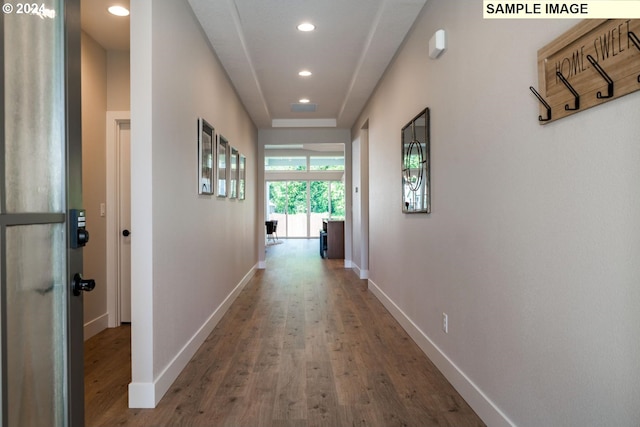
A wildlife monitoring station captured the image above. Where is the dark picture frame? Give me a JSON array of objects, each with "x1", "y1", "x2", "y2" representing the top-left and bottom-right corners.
[
  {"x1": 198, "y1": 118, "x2": 214, "y2": 195},
  {"x1": 401, "y1": 108, "x2": 430, "y2": 213}
]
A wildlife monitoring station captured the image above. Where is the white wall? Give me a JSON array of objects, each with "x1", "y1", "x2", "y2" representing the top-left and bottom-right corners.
[
  {"x1": 129, "y1": 0, "x2": 258, "y2": 407},
  {"x1": 81, "y1": 31, "x2": 108, "y2": 338},
  {"x1": 351, "y1": 124, "x2": 369, "y2": 279},
  {"x1": 107, "y1": 50, "x2": 130, "y2": 111},
  {"x1": 352, "y1": 2, "x2": 640, "y2": 426}
]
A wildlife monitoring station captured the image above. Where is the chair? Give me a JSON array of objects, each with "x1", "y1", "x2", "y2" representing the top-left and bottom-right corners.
[{"x1": 265, "y1": 220, "x2": 278, "y2": 242}]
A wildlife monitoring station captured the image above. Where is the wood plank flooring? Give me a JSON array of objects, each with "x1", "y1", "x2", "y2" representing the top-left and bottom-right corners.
[{"x1": 85, "y1": 239, "x2": 485, "y2": 427}]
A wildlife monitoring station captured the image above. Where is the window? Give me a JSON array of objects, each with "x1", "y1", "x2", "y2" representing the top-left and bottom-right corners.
[
  {"x1": 265, "y1": 156, "x2": 306, "y2": 171},
  {"x1": 310, "y1": 156, "x2": 344, "y2": 171}
]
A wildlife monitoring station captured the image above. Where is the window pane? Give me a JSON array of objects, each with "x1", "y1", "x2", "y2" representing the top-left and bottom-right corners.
[
  {"x1": 310, "y1": 156, "x2": 344, "y2": 171},
  {"x1": 287, "y1": 181, "x2": 307, "y2": 237},
  {"x1": 310, "y1": 181, "x2": 329, "y2": 234},
  {"x1": 330, "y1": 181, "x2": 346, "y2": 219},
  {"x1": 265, "y1": 156, "x2": 306, "y2": 171},
  {"x1": 267, "y1": 181, "x2": 288, "y2": 237}
]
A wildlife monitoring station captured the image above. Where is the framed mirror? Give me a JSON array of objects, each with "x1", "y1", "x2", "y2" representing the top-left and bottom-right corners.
[
  {"x1": 238, "y1": 154, "x2": 246, "y2": 200},
  {"x1": 217, "y1": 135, "x2": 229, "y2": 197},
  {"x1": 197, "y1": 118, "x2": 214, "y2": 195},
  {"x1": 402, "y1": 108, "x2": 430, "y2": 213},
  {"x1": 230, "y1": 147, "x2": 238, "y2": 199}
]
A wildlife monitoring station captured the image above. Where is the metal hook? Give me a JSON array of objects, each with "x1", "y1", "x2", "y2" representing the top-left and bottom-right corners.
[
  {"x1": 556, "y1": 71, "x2": 580, "y2": 111},
  {"x1": 529, "y1": 86, "x2": 551, "y2": 122},
  {"x1": 586, "y1": 55, "x2": 613, "y2": 99},
  {"x1": 629, "y1": 31, "x2": 640, "y2": 83}
]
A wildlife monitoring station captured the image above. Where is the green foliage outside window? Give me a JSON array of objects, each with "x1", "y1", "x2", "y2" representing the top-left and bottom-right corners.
[{"x1": 268, "y1": 180, "x2": 345, "y2": 218}]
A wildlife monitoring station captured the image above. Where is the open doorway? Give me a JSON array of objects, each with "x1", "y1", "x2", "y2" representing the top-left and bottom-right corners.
[
  {"x1": 80, "y1": 2, "x2": 132, "y2": 419},
  {"x1": 264, "y1": 144, "x2": 345, "y2": 242}
]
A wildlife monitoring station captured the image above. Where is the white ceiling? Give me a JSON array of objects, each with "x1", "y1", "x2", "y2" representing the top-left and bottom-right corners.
[{"x1": 81, "y1": 0, "x2": 427, "y2": 130}]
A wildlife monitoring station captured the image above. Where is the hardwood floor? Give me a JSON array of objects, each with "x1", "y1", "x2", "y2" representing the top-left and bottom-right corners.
[{"x1": 85, "y1": 239, "x2": 485, "y2": 426}]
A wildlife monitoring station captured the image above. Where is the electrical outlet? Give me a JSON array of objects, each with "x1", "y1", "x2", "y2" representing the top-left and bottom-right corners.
[{"x1": 442, "y1": 313, "x2": 448, "y2": 334}]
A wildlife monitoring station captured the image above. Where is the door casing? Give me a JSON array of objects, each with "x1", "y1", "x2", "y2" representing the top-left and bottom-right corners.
[{"x1": 106, "y1": 112, "x2": 131, "y2": 327}]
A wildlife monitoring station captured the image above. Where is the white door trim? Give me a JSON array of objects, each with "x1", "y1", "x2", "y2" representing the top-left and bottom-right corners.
[{"x1": 106, "y1": 111, "x2": 131, "y2": 327}]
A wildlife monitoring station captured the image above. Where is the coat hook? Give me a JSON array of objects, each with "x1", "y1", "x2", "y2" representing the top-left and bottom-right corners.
[
  {"x1": 630, "y1": 31, "x2": 640, "y2": 83},
  {"x1": 556, "y1": 71, "x2": 580, "y2": 111},
  {"x1": 586, "y1": 54, "x2": 613, "y2": 99},
  {"x1": 529, "y1": 86, "x2": 551, "y2": 122}
]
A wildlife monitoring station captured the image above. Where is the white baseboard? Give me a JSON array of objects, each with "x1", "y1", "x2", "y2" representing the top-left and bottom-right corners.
[
  {"x1": 367, "y1": 279, "x2": 515, "y2": 427},
  {"x1": 128, "y1": 264, "x2": 258, "y2": 408},
  {"x1": 351, "y1": 264, "x2": 369, "y2": 280},
  {"x1": 84, "y1": 313, "x2": 109, "y2": 341}
]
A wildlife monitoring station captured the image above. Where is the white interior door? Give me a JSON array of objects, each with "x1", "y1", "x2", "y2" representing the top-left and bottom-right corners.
[{"x1": 119, "y1": 122, "x2": 132, "y2": 322}]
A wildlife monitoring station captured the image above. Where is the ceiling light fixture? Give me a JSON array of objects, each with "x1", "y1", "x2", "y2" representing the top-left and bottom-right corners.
[
  {"x1": 297, "y1": 22, "x2": 315, "y2": 32},
  {"x1": 108, "y1": 5, "x2": 130, "y2": 16},
  {"x1": 298, "y1": 70, "x2": 312, "y2": 77},
  {"x1": 299, "y1": 98, "x2": 310, "y2": 104}
]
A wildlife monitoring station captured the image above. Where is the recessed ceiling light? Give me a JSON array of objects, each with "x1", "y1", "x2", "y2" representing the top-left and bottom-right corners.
[
  {"x1": 297, "y1": 22, "x2": 315, "y2": 32},
  {"x1": 299, "y1": 98, "x2": 310, "y2": 104},
  {"x1": 108, "y1": 5, "x2": 130, "y2": 16},
  {"x1": 298, "y1": 70, "x2": 312, "y2": 77}
]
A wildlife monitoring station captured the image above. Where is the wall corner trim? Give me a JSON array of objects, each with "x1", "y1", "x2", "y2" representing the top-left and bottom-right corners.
[
  {"x1": 128, "y1": 264, "x2": 259, "y2": 408},
  {"x1": 367, "y1": 279, "x2": 516, "y2": 427}
]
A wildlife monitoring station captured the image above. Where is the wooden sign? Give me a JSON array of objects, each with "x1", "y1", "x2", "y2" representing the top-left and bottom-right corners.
[{"x1": 536, "y1": 19, "x2": 640, "y2": 124}]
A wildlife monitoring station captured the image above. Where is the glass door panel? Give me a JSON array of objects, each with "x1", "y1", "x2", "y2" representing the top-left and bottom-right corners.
[
  {"x1": 4, "y1": 1, "x2": 65, "y2": 214},
  {"x1": 267, "y1": 181, "x2": 288, "y2": 237},
  {"x1": 286, "y1": 181, "x2": 307, "y2": 237},
  {"x1": 310, "y1": 181, "x2": 329, "y2": 236},
  {"x1": 6, "y1": 224, "x2": 67, "y2": 426}
]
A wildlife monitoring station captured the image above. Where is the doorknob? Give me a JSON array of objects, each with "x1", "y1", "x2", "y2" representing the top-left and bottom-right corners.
[
  {"x1": 122, "y1": 229, "x2": 130, "y2": 237},
  {"x1": 72, "y1": 273, "x2": 96, "y2": 296}
]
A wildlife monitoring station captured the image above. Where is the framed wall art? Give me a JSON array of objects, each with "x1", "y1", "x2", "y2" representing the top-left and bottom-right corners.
[
  {"x1": 238, "y1": 154, "x2": 246, "y2": 200},
  {"x1": 198, "y1": 118, "x2": 214, "y2": 195},
  {"x1": 401, "y1": 108, "x2": 430, "y2": 213},
  {"x1": 217, "y1": 135, "x2": 229, "y2": 197},
  {"x1": 230, "y1": 147, "x2": 238, "y2": 199}
]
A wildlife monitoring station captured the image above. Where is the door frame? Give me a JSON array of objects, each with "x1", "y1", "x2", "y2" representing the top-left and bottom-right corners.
[{"x1": 106, "y1": 111, "x2": 131, "y2": 327}]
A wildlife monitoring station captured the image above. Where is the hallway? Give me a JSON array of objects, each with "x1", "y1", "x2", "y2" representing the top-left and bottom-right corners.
[{"x1": 85, "y1": 240, "x2": 484, "y2": 426}]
